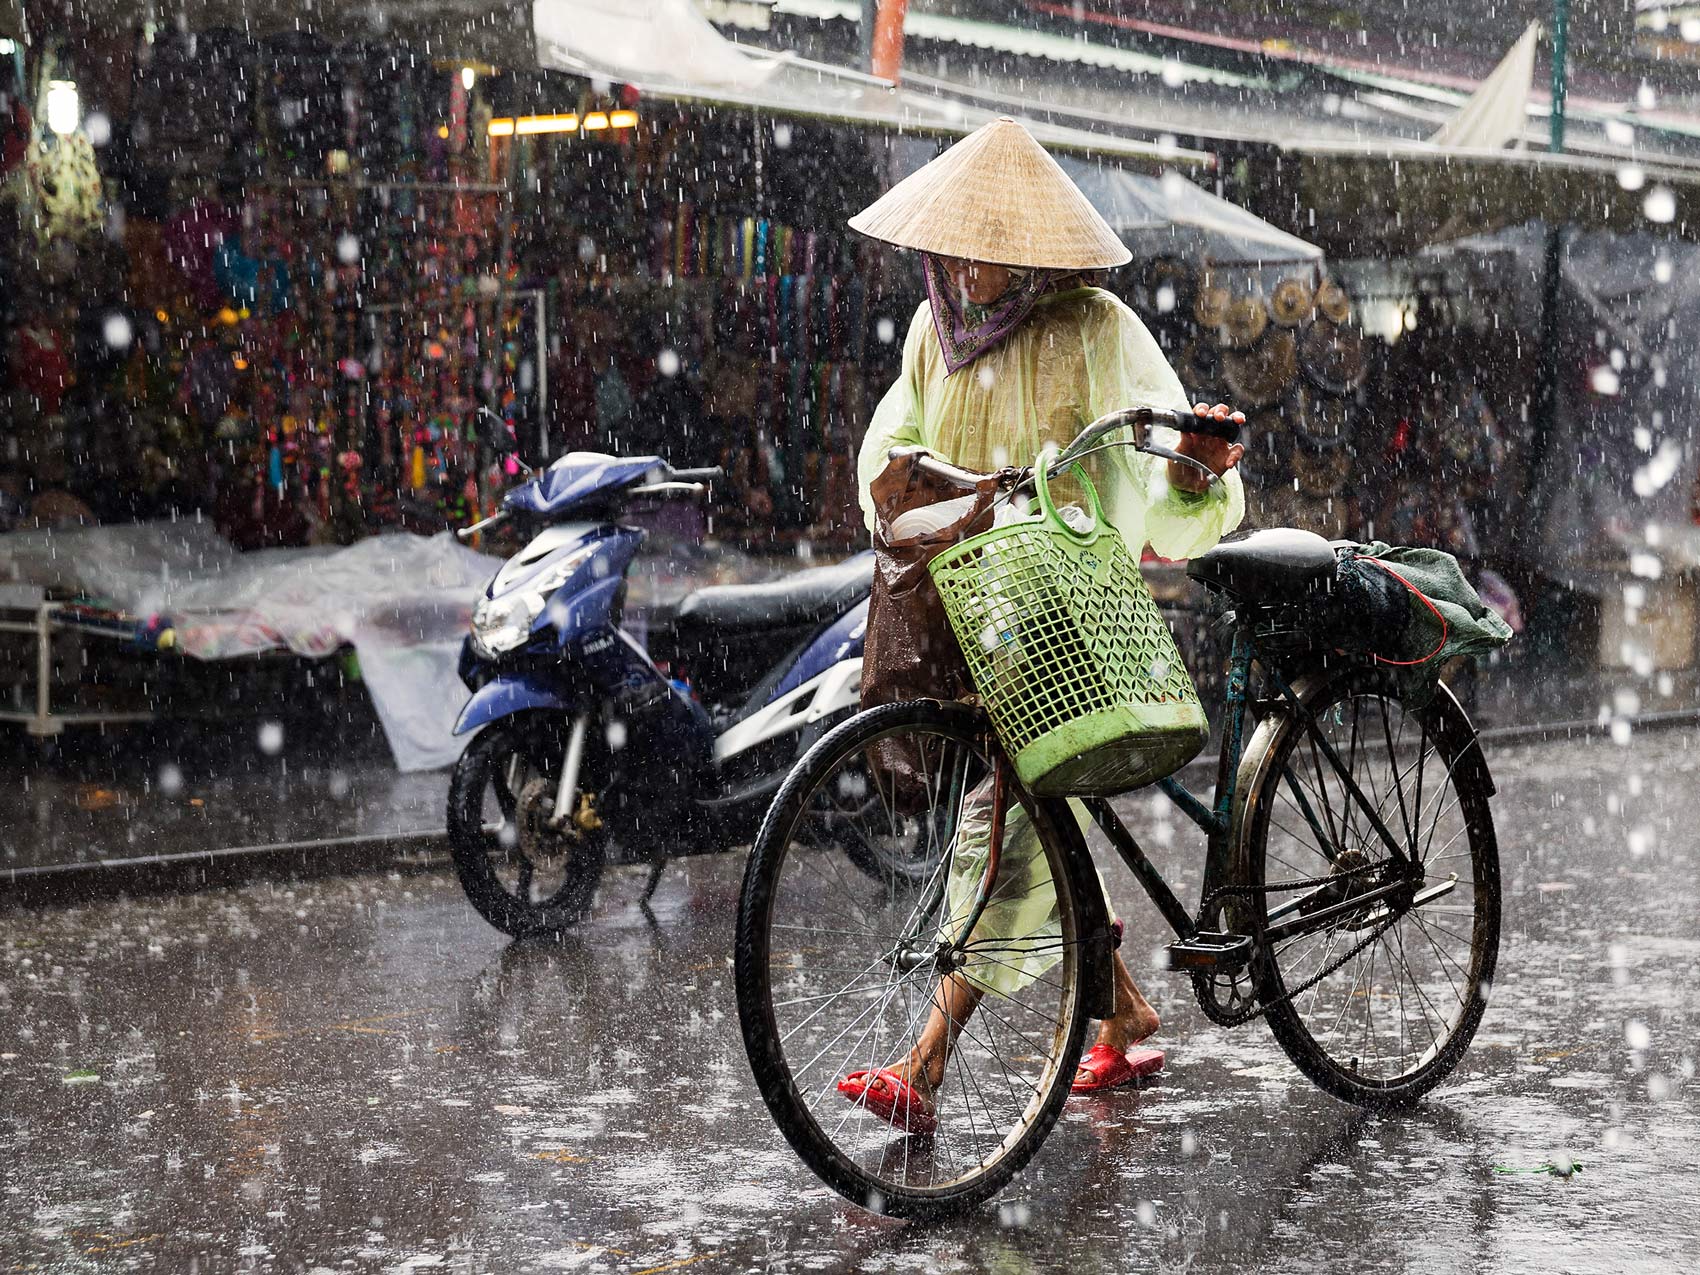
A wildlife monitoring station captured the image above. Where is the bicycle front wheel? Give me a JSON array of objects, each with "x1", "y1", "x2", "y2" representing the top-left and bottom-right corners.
[
  {"x1": 734, "y1": 700, "x2": 1090, "y2": 1219},
  {"x1": 1242, "y1": 667, "x2": 1501, "y2": 1107}
]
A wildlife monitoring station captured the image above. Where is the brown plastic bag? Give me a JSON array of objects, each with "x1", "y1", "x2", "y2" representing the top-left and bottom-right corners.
[{"x1": 863, "y1": 447, "x2": 1016, "y2": 809}]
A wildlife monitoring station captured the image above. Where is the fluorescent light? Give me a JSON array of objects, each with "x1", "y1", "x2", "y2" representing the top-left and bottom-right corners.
[
  {"x1": 486, "y1": 111, "x2": 634, "y2": 138},
  {"x1": 46, "y1": 80, "x2": 79, "y2": 137},
  {"x1": 460, "y1": 66, "x2": 476, "y2": 92},
  {"x1": 0, "y1": 39, "x2": 16, "y2": 55},
  {"x1": 519, "y1": 113, "x2": 579, "y2": 134},
  {"x1": 489, "y1": 114, "x2": 583, "y2": 136}
]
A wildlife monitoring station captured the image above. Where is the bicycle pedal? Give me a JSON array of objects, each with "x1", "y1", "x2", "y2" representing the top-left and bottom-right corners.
[{"x1": 1163, "y1": 932, "x2": 1253, "y2": 972}]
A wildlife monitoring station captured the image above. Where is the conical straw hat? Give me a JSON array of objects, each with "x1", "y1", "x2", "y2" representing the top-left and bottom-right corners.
[{"x1": 849, "y1": 118, "x2": 1131, "y2": 270}]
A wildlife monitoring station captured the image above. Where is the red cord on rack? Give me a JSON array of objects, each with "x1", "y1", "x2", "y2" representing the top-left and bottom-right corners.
[{"x1": 1361, "y1": 557, "x2": 1450, "y2": 667}]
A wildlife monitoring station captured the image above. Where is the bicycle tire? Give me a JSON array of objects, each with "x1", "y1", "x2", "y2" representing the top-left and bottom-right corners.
[
  {"x1": 735, "y1": 699, "x2": 1093, "y2": 1219},
  {"x1": 1241, "y1": 667, "x2": 1500, "y2": 1107}
]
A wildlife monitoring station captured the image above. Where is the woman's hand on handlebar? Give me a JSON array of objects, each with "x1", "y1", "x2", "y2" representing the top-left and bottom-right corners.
[{"x1": 1170, "y1": 402, "x2": 1247, "y2": 493}]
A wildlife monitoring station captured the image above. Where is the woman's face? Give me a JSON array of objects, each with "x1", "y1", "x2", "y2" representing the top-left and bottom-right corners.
[{"x1": 939, "y1": 256, "x2": 1012, "y2": 306}]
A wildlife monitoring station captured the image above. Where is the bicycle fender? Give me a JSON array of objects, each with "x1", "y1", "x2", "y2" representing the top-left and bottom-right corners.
[{"x1": 1229, "y1": 665, "x2": 1495, "y2": 899}]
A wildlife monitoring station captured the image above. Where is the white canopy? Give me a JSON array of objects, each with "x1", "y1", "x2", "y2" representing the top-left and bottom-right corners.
[
  {"x1": 1429, "y1": 21, "x2": 1540, "y2": 150},
  {"x1": 1055, "y1": 159, "x2": 1324, "y2": 265}
]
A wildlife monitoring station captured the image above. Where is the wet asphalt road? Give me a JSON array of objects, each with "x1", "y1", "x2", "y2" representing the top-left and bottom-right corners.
[{"x1": 3, "y1": 728, "x2": 1698, "y2": 1273}]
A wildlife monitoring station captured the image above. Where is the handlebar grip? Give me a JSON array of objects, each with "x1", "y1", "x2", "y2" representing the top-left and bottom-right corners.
[{"x1": 1175, "y1": 410, "x2": 1243, "y2": 444}]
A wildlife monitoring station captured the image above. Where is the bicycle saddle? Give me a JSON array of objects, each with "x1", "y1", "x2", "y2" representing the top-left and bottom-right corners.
[{"x1": 1186, "y1": 528, "x2": 1339, "y2": 604}]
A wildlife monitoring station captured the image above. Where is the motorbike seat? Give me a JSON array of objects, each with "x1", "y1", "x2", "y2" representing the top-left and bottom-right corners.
[
  {"x1": 1186, "y1": 528, "x2": 1339, "y2": 605},
  {"x1": 676, "y1": 553, "x2": 873, "y2": 635}
]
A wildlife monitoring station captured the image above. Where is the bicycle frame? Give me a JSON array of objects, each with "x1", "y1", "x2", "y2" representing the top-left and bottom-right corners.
[{"x1": 1069, "y1": 630, "x2": 1432, "y2": 955}]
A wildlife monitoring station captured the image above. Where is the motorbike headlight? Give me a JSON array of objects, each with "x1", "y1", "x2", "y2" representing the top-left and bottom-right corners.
[{"x1": 471, "y1": 591, "x2": 544, "y2": 658}]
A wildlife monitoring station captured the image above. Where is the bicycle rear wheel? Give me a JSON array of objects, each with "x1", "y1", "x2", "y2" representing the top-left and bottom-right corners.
[
  {"x1": 734, "y1": 700, "x2": 1090, "y2": 1219},
  {"x1": 1243, "y1": 667, "x2": 1500, "y2": 1106}
]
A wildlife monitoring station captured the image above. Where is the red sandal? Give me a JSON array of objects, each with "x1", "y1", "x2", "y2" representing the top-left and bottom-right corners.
[
  {"x1": 838, "y1": 1067, "x2": 938, "y2": 1134},
  {"x1": 1071, "y1": 1043, "x2": 1166, "y2": 1094}
]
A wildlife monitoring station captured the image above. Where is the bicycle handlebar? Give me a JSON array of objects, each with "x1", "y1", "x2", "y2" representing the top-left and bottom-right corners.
[{"x1": 894, "y1": 405, "x2": 1246, "y2": 495}]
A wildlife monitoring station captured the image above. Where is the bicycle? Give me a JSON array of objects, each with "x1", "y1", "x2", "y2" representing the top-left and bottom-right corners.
[{"x1": 733, "y1": 406, "x2": 1500, "y2": 1218}]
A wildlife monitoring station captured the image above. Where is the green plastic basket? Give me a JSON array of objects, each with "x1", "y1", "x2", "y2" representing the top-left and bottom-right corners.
[{"x1": 928, "y1": 453, "x2": 1208, "y2": 798}]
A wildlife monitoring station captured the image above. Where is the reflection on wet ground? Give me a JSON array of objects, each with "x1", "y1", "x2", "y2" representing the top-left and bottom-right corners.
[{"x1": 2, "y1": 730, "x2": 1696, "y2": 1271}]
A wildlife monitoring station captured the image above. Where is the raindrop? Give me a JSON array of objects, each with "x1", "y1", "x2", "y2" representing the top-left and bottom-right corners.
[
  {"x1": 327, "y1": 771, "x2": 351, "y2": 799},
  {"x1": 875, "y1": 317, "x2": 896, "y2": 344},
  {"x1": 772, "y1": 123, "x2": 793, "y2": 149},
  {"x1": 1648, "y1": 1073, "x2": 1672, "y2": 1101},
  {"x1": 1644, "y1": 186, "x2": 1677, "y2": 224},
  {"x1": 577, "y1": 236, "x2": 598, "y2": 265},
  {"x1": 1605, "y1": 119, "x2": 1635, "y2": 148},
  {"x1": 606, "y1": 720, "x2": 628, "y2": 751},
  {"x1": 1655, "y1": 255, "x2": 1674, "y2": 284},
  {"x1": 102, "y1": 312, "x2": 133, "y2": 350},
  {"x1": 1638, "y1": 82, "x2": 1659, "y2": 111},
  {"x1": 1156, "y1": 284, "x2": 1176, "y2": 313},
  {"x1": 1616, "y1": 165, "x2": 1645, "y2": 192},
  {"x1": 657, "y1": 348, "x2": 681, "y2": 377},
  {"x1": 258, "y1": 721, "x2": 285, "y2": 755},
  {"x1": 1633, "y1": 442, "x2": 1682, "y2": 497},
  {"x1": 1683, "y1": 16, "x2": 1700, "y2": 42},
  {"x1": 1611, "y1": 718, "x2": 1633, "y2": 747},
  {"x1": 158, "y1": 764, "x2": 184, "y2": 797},
  {"x1": 976, "y1": 364, "x2": 997, "y2": 390},
  {"x1": 1160, "y1": 60, "x2": 1186, "y2": 88},
  {"x1": 1629, "y1": 552, "x2": 1662, "y2": 579},
  {"x1": 85, "y1": 111, "x2": 111, "y2": 146},
  {"x1": 1589, "y1": 366, "x2": 1621, "y2": 396},
  {"x1": 1625, "y1": 1019, "x2": 1652, "y2": 1051},
  {"x1": 336, "y1": 233, "x2": 361, "y2": 264},
  {"x1": 997, "y1": 1201, "x2": 1031, "y2": 1229},
  {"x1": 1136, "y1": 1199, "x2": 1158, "y2": 1228}
]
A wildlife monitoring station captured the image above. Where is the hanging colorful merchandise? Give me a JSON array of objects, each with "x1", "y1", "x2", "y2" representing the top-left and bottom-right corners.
[{"x1": 21, "y1": 56, "x2": 105, "y2": 247}]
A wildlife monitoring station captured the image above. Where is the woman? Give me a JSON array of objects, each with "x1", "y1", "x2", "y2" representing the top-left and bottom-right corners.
[{"x1": 846, "y1": 119, "x2": 1246, "y2": 1126}]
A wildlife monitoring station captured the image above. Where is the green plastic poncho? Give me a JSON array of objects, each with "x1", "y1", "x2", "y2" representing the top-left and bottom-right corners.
[
  {"x1": 858, "y1": 286, "x2": 1245, "y2": 998},
  {"x1": 859, "y1": 287, "x2": 1245, "y2": 552}
]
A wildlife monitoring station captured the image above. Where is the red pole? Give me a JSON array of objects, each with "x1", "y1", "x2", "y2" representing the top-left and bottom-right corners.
[{"x1": 870, "y1": 0, "x2": 909, "y2": 83}]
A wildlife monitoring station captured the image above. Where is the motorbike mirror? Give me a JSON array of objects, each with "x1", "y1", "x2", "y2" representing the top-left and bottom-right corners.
[{"x1": 476, "y1": 407, "x2": 517, "y2": 454}]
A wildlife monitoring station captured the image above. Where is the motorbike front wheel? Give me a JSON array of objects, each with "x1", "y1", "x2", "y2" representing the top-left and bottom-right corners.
[{"x1": 447, "y1": 714, "x2": 608, "y2": 938}]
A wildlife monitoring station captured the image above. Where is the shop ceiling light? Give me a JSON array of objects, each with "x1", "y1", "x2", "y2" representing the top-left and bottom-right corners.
[
  {"x1": 488, "y1": 114, "x2": 580, "y2": 137},
  {"x1": 519, "y1": 113, "x2": 579, "y2": 135},
  {"x1": 46, "y1": 80, "x2": 80, "y2": 137},
  {"x1": 609, "y1": 110, "x2": 639, "y2": 129},
  {"x1": 460, "y1": 66, "x2": 476, "y2": 92},
  {"x1": 581, "y1": 111, "x2": 610, "y2": 131}
]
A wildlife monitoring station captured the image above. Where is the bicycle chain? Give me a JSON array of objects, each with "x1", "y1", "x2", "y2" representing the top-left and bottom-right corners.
[{"x1": 1195, "y1": 858, "x2": 1406, "y2": 1028}]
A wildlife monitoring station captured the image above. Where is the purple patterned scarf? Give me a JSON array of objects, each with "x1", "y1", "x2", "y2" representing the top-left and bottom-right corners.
[{"x1": 923, "y1": 253, "x2": 1070, "y2": 376}]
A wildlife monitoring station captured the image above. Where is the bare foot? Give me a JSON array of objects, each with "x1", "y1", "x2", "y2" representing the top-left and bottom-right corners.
[{"x1": 1074, "y1": 953, "x2": 1162, "y2": 1086}]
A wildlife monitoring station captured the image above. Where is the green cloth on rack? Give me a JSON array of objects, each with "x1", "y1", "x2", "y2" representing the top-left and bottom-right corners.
[{"x1": 1344, "y1": 542, "x2": 1513, "y2": 705}]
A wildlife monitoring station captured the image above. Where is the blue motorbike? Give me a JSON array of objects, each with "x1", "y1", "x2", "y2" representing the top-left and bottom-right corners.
[{"x1": 447, "y1": 432, "x2": 880, "y2": 937}]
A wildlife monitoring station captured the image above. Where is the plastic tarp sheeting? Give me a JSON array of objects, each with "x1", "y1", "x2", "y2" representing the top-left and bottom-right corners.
[
  {"x1": 1424, "y1": 222, "x2": 1700, "y2": 585},
  {"x1": 1055, "y1": 160, "x2": 1323, "y2": 265},
  {"x1": 0, "y1": 521, "x2": 499, "y2": 771},
  {"x1": 888, "y1": 138, "x2": 1320, "y2": 264},
  {"x1": 534, "y1": 0, "x2": 786, "y2": 89},
  {"x1": 0, "y1": 520, "x2": 788, "y2": 769}
]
